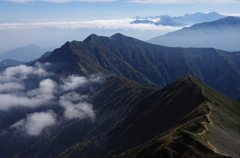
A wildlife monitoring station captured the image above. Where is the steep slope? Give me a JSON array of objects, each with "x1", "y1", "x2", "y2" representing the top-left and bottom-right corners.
[
  {"x1": 13, "y1": 76, "x2": 157, "y2": 158},
  {"x1": 148, "y1": 16, "x2": 240, "y2": 51},
  {"x1": 38, "y1": 33, "x2": 240, "y2": 99},
  {"x1": 56, "y1": 76, "x2": 240, "y2": 158},
  {"x1": 108, "y1": 77, "x2": 240, "y2": 158}
]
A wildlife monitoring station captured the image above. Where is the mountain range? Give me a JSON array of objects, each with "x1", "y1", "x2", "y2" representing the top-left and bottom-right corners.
[
  {"x1": 0, "y1": 59, "x2": 23, "y2": 69},
  {"x1": 0, "y1": 44, "x2": 55, "y2": 62},
  {"x1": 148, "y1": 16, "x2": 240, "y2": 51},
  {"x1": 0, "y1": 33, "x2": 240, "y2": 158},
  {"x1": 37, "y1": 33, "x2": 240, "y2": 99},
  {"x1": 131, "y1": 12, "x2": 225, "y2": 27}
]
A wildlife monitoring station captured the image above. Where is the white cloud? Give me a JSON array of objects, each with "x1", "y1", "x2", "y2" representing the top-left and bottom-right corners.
[
  {"x1": 0, "y1": 19, "x2": 183, "y2": 31},
  {"x1": 0, "y1": 62, "x2": 51, "y2": 82},
  {"x1": 10, "y1": 110, "x2": 57, "y2": 136},
  {"x1": 220, "y1": 13, "x2": 240, "y2": 16},
  {"x1": 59, "y1": 92, "x2": 95, "y2": 120},
  {"x1": 60, "y1": 75, "x2": 87, "y2": 91},
  {"x1": 128, "y1": 0, "x2": 240, "y2": 4},
  {"x1": 2, "y1": 0, "x2": 115, "y2": 3},
  {"x1": 0, "y1": 82, "x2": 24, "y2": 92},
  {"x1": 0, "y1": 63, "x2": 104, "y2": 135},
  {"x1": 0, "y1": 79, "x2": 55, "y2": 110}
]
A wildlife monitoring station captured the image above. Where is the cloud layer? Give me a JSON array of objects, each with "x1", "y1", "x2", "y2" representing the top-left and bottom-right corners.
[
  {"x1": 0, "y1": 63, "x2": 104, "y2": 136},
  {"x1": 0, "y1": 19, "x2": 183, "y2": 31}
]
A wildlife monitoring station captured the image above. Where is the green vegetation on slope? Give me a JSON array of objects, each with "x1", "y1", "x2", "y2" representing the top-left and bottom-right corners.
[{"x1": 38, "y1": 33, "x2": 240, "y2": 99}]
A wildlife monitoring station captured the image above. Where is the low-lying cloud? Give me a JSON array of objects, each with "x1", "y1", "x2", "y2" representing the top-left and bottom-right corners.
[
  {"x1": 10, "y1": 110, "x2": 57, "y2": 136},
  {"x1": 0, "y1": 63, "x2": 104, "y2": 136},
  {"x1": 60, "y1": 92, "x2": 95, "y2": 120},
  {"x1": 60, "y1": 75, "x2": 88, "y2": 91}
]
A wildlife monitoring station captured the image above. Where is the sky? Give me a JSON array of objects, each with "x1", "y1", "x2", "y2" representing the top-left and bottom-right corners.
[{"x1": 0, "y1": 0, "x2": 240, "y2": 51}]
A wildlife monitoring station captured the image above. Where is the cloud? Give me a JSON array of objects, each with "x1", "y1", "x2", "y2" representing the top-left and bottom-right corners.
[
  {"x1": 0, "y1": 19, "x2": 183, "y2": 31},
  {"x1": 2, "y1": 0, "x2": 115, "y2": 3},
  {"x1": 0, "y1": 79, "x2": 55, "y2": 110},
  {"x1": 60, "y1": 75, "x2": 88, "y2": 91},
  {"x1": 0, "y1": 63, "x2": 104, "y2": 136},
  {"x1": 10, "y1": 110, "x2": 57, "y2": 136},
  {"x1": 128, "y1": 0, "x2": 240, "y2": 4},
  {"x1": 0, "y1": 82, "x2": 24, "y2": 92},
  {"x1": 0, "y1": 62, "x2": 51, "y2": 82},
  {"x1": 220, "y1": 13, "x2": 240, "y2": 16},
  {"x1": 59, "y1": 92, "x2": 95, "y2": 120}
]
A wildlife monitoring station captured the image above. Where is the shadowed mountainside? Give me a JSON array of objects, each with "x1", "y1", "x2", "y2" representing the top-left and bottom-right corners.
[
  {"x1": 55, "y1": 76, "x2": 240, "y2": 158},
  {"x1": 38, "y1": 33, "x2": 240, "y2": 99},
  {"x1": 11, "y1": 76, "x2": 157, "y2": 158}
]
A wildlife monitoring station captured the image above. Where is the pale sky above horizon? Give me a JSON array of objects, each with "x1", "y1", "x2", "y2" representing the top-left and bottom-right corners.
[{"x1": 0, "y1": 0, "x2": 240, "y2": 51}]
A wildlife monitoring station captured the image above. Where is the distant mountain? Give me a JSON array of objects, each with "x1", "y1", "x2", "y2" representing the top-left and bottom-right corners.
[
  {"x1": 0, "y1": 59, "x2": 23, "y2": 68},
  {"x1": 131, "y1": 15, "x2": 186, "y2": 26},
  {"x1": 0, "y1": 44, "x2": 55, "y2": 62},
  {"x1": 173, "y1": 11, "x2": 225, "y2": 25},
  {"x1": 37, "y1": 33, "x2": 240, "y2": 99},
  {"x1": 148, "y1": 16, "x2": 240, "y2": 51},
  {"x1": 131, "y1": 12, "x2": 225, "y2": 26}
]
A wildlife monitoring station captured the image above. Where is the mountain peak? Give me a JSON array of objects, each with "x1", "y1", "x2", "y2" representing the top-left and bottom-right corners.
[
  {"x1": 110, "y1": 33, "x2": 125, "y2": 38},
  {"x1": 83, "y1": 34, "x2": 98, "y2": 43}
]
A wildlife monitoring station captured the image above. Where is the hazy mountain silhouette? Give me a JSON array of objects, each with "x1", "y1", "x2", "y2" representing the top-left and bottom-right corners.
[
  {"x1": 148, "y1": 16, "x2": 240, "y2": 51},
  {"x1": 131, "y1": 12, "x2": 225, "y2": 26},
  {"x1": 0, "y1": 59, "x2": 23, "y2": 68},
  {"x1": 0, "y1": 44, "x2": 55, "y2": 62}
]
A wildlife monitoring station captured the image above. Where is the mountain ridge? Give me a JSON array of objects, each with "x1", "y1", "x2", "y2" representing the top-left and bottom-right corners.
[
  {"x1": 55, "y1": 76, "x2": 240, "y2": 158},
  {"x1": 37, "y1": 33, "x2": 240, "y2": 99}
]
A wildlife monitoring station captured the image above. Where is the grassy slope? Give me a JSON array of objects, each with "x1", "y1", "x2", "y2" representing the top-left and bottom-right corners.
[
  {"x1": 107, "y1": 77, "x2": 240, "y2": 158},
  {"x1": 14, "y1": 76, "x2": 157, "y2": 158},
  {"x1": 38, "y1": 33, "x2": 240, "y2": 99},
  {"x1": 56, "y1": 76, "x2": 229, "y2": 158}
]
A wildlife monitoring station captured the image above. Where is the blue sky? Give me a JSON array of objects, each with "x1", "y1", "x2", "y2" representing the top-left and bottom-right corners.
[
  {"x1": 1, "y1": 0, "x2": 240, "y2": 20},
  {"x1": 0, "y1": 0, "x2": 240, "y2": 51}
]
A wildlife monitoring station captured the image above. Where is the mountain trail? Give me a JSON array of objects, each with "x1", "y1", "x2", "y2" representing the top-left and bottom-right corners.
[{"x1": 190, "y1": 77, "x2": 231, "y2": 157}]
